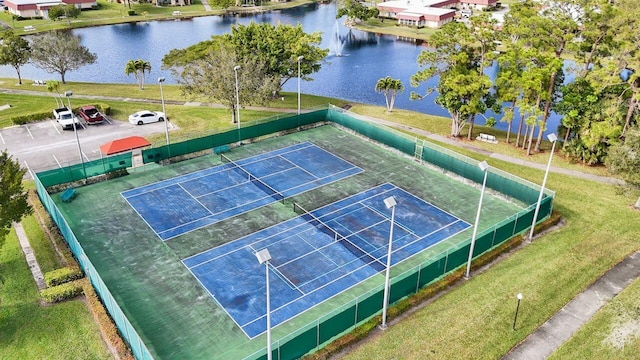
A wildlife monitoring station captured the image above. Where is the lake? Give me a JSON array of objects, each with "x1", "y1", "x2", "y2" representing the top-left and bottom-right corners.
[{"x1": 1, "y1": 2, "x2": 562, "y2": 132}]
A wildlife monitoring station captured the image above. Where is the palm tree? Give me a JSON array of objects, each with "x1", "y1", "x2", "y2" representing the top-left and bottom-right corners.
[
  {"x1": 46, "y1": 80, "x2": 64, "y2": 108},
  {"x1": 125, "y1": 59, "x2": 152, "y2": 90},
  {"x1": 375, "y1": 76, "x2": 404, "y2": 112}
]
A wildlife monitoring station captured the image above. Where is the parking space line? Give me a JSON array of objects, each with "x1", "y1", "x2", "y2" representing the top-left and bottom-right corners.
[
  {"x1": 23, "y1": 161, "x2": 34, "y2": 180},
  {"x1": 82, "y1": 151, "x2": 90, "y2": 162},
  {"x1": 52, "y1": 154, "x2": 63, "y2": 168},
  {"x1": 50, "y1": 120, "x2": 61, "y2": 134},
  {"x1": 104, "y1": 116, "x2": 113, "y2": 125},
  {"x1": 25, "y1": 125, "x2": 34, "y2": 140},
  {"x1": 0, "y1": 131, "x2": 5, "y2": 145}
]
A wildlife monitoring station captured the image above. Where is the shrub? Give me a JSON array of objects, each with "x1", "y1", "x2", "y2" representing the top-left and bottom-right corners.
[
  {"x1": 44, "y1": 266, "x2": 83, "y2": 287},
  {"x1": 81, "y1": 279, "x2": 134, "y2": 359},
  {"x1": 41, "y1": 280, "x2": 84, "y2": 303},
  {"x1": 128, "y1": 10, "x2": 136, "y2": 16},
  {"x1": 11, "y1": 111, "x2": 51, "y2": 125},
  {"x1": 96, "y1": 103, "x2": 111, "y2": 115}
]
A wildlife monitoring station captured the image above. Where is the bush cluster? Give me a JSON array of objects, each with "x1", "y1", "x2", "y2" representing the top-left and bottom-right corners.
[
  {"x1": 81, "y1": 280, "x2": 134, "y2": 360},
  {"x1": 41, "y1": 280, "x2": 84, "y2": 303},
  {"x1": 44, "y1": 266, "x2": 83, "y2": 287},
  {"x1": 11, "y1": 111, "x2": 51, "y2": 125}
]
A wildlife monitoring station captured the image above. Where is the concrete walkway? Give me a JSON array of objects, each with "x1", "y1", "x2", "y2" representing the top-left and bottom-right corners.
[
  {"x1": 6, "y1": 87, "x2": 636, "y2": 359},
  {"x1": 13, "y1": 222, "x2": 47, "y2": 290},
  {"x1": 502, "y1": 250, "x2": 640, "y2": 360}
]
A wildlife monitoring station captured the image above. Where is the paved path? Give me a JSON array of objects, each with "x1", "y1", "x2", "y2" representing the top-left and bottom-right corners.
[
  {"x1": 502, "y1": 250, "x2": 640, "y2": 360},
  {"x1": 6, "y1": 88, "x2": 636, "y2": 360},
  {"x1": 13, "y1": 222, "x2": 47, "y2": 291}
]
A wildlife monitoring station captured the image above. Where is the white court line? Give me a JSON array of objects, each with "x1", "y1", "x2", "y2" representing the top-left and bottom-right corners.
[
  {"x1": 25, "y1": 125, "x2": 34, "y2": 140},
  {"x1": 51, "y1": 154, "x2": 62, "y2": 168},
  {"x1": 50, "y1": 120, "x2": 61, "y2": 134},
  {"x1": 0, "y1": 131, "x2": 5, "y2": 145}
]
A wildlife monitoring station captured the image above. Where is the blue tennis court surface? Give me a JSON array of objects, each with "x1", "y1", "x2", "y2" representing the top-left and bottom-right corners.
[
  {"x1": 121, "y1": 142, "x2": 362, "y2": 240},
  {"x1": 183, "y1": 183, "x2": 471, "y2": 338}
]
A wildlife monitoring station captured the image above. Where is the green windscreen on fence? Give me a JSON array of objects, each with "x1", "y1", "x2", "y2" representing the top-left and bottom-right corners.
[{"x1": 35, "y1": 106, "x2": 554, "y2": 360}]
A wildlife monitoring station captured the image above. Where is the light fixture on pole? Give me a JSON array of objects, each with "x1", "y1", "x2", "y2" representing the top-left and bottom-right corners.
[
  {"x1": 64, "y1": 90, "x2": 86, "y2": 179},
  {"x1": 158, "y1": 77, "x2": 170, "y2": 148},
  {"x1": 529, "y1": 133, "x2": 557, "y2": 241},
  {"x1": 380, "y1": 195, "x2": 397, "y2": 330},
  {"x1": 255, "y1": 249, "x2": 273, "y2": 360},
  {"x1": 465, "y1": 160, "x2": 489, "y2": 279},
  {"x1": 233, "y1": 65, "x2": 241, "y2": 131},
  {"x1": 513, "y1": 293, "x2": 523, "y2": 330},
  {"x1": 297, "y1": 55, "x2": 304, "y2": 115}
]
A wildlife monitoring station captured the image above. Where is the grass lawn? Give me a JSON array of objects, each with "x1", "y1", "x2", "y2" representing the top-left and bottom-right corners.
[
  {"x1": 0, "y1": 225, "x2": 112, "y2": 360},
  {"x1": 339, "y1": 146, "x2": 640, "y2": 359},
  {"x1": 2, "y1": 81, "x2": 639, "y2": 359}
]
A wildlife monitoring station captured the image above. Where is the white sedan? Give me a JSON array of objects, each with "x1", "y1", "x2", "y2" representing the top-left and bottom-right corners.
[{"x1": 128, "y1": 110, "x2": 166, "y2": 125}]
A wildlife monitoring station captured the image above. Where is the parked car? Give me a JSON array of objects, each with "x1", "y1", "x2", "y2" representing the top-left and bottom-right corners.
[
  {"x1": 77, "y1": 105, "x2": 104, "y2": 125},
  {"x1": 128, "y1": 110, "x2": 166, "y2": 125},
  {"x1": 53, "y1": 107, "x2": 81, "y2": 130}
]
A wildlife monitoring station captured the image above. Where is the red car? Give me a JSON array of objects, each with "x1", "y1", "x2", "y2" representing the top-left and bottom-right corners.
[{"x1": 77, "y1": 105, "x2": 105, "y2": 124}]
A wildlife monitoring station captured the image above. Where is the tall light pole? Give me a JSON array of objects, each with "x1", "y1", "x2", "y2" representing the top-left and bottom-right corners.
[
  {"x1": 380, "y1": 195, "x2": 397, "y2": 330},
  {"x1": 255, "y1": 249, "x2": 273, "y2": 360},
  {"x1": 297, "y1": 55, "x2": 304, "y2": 115},
  {"x1": 158, "y1": 77, "x2": 170, "y2": 148},
  {"x1": 64, "y1": 91, "x2": 86, "y2": 179},
  {"x1": 465, "y1": 160, "x2": 489, "y2": 279},
  {"x1": 529, "y1": 133, "x2": 558, "y2": 241},
  {"x1": 233, "y1": 65, "x2": 241, "y2": 131}
]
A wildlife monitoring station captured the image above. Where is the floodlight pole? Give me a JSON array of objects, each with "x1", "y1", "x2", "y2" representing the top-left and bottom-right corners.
[
  {"x1": 234, "y1": 65, "x2": 241, "y2": 132},
  {"x1": 380, "y1": 196, "x2": 397, "y2": 330},
  {"x1": 158, "y1": 77, "x2": 169, "y2": 147},
  {"x1": 65, "y1": 91, "x2": 86, "y2": 179},
  {"x1": 465, "y1": 160, "x2": 489, "y2": 279},
  {"x1": 529, "y1": 133, "x2": 557, "y2": 241},
  {"x1": 255, "y1": 249, "x2": 273, "y2": 360},
  {"x1": 297, "y1": 55, "x2": 304, "y2": 115},
  {"x1": 513, "y1": 293, "x2": 523, "y2": 330}
]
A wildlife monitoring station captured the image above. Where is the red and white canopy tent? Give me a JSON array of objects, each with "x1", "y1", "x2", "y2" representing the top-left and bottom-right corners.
[{"x1": 100, "y1": 136, "x2": 151, "y2": 156}]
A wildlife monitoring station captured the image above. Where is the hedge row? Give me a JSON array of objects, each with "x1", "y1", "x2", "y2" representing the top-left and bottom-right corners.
[
  {"x1": 81, "y1": 280, "x2": 134, "y2": 360},
  {"x1": 11, "y1": 103, "x2": 111, "y2": 125},
  {"x1": 41, "y1": 280, "x2": 84, "y2": 303},
  {"x1": 304, "y1": 212, "x2": 563, "y2": 360},
  {"x1": 44, "y1": 266, "x2": 84, "y2": 287}
]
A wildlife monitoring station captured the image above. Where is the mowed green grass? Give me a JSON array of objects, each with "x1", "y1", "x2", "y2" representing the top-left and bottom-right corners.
[
  {"x1": 2, "y1": 81, "x2": 639, "y2": 359},
  {"x1": 0, "y1": 226, "x2": 112, "y2": 360},
  {"x1": 340, "y1": 147, "x2": 640, "y2": 359}
]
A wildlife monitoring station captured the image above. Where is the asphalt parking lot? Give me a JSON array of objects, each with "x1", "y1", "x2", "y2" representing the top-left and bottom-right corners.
[{"x1": 0, "y1": 115, "x2": 176, "y2": 177}]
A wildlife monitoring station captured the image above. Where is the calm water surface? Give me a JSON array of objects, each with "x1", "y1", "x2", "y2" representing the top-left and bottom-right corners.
[{"x1": 2, "y1": 3, "x2": 562, "y2": 131}]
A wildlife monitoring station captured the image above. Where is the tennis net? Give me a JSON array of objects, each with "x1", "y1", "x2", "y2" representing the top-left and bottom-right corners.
[
  {"x1": 293, "y1": 203, "x2": 385, "y2": 272},
  {"x1": 221, "y1": 154, "x2": 285, "y2": 203}
]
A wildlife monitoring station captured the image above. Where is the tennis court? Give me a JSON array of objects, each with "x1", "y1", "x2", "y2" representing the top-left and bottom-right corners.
[
  {"x1": 183, "y1": 183, "x2": 471, "y2": 338},
  {"x1": 121, "y1": 142, "x2": 362, "y2": 240}
]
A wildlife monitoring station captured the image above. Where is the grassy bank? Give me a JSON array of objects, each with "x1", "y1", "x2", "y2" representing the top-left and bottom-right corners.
[{"x1": 0, "y1": 218, "x2": 112, "y2": 359}]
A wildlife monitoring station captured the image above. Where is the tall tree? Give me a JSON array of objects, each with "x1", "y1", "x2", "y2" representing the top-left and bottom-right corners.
[
  {"x1": 375, "y1": 76, "x2": 403, "y2": 112},
  {"x1": 0, "y1": 30, "x2": 31, "y2": 85},
  {"x1": 169, "y1": 41, "x2": 278, "y2": 124},
  {"x1": 125, "y1": 59, "x2": 152, "y2": 90},
  {"x1": 466, "y1": 13, "x2": 500, "y2": 140},
  {"x1": 336, "y1": 0, "x2": 379, "y2": 26},
  {"x1": 221, "y1": 22, "x2": 328, "y2": 91},
  {"x1": 46, "y1": 80, "x2": 64, "y2": 108},
  {"x1": 495, "y1": 43, "x2": 528, "y2": 145},
  {"x1": 606, "y1": 126, "x2": 640, "y2": 208},
  {"x1": 0, "y1": 151, "x2": 32, "y2": 248},
  {"x1": 410, "y1": 22, "x2": 493, "y2": 138},
  {"x1": 29, "y1": 30, "x2": 97, "y2": 84}
]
